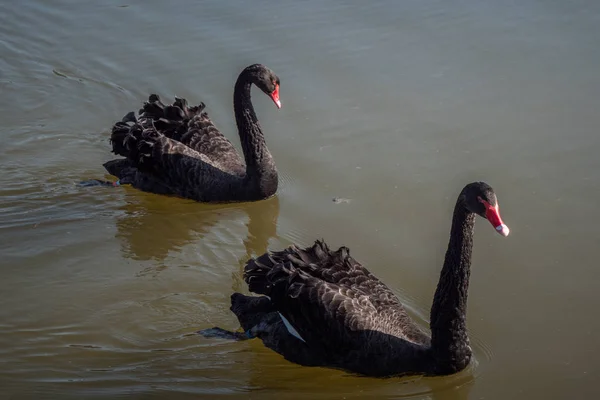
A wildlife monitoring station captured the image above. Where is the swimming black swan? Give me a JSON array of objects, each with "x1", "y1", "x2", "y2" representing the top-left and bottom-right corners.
[
  {"x1": 201, "y1": 182, "x2": 510, "y2": 377},
  {"x1": 102, "y1": 64, "x2": 281, "y2": 202}
]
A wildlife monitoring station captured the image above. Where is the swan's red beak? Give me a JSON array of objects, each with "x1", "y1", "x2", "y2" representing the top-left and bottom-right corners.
[
  {"x1": 270, "y1": 85, "x2": 281, "y2": 109},
  {"x1": 479, "y1": 197, "x2": 510, "y2": 237}
]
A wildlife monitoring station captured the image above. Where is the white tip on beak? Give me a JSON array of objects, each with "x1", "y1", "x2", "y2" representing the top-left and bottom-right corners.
[{"x1": 495, "y1": 224, "x2": 510, "y2": 237}]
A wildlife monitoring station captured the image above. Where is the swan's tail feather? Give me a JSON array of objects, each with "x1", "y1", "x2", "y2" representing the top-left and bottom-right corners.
[
  {"x1": 229, "y1": 293, "x2": 275, "y2": 331},
  {"x1": 198, "y1": 294, "x2": 275, "y2": 342},
  {"x1": 103, "y1": 159, "x2": 131, "y2": 177},
  {"x1": 81, "y1": 159, "x2": 134, "y2": 189}
]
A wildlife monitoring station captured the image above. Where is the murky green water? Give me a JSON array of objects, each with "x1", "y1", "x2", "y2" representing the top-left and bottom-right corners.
[{"x1": 1, "y1": 0, "x2": 599, "y2": 398}]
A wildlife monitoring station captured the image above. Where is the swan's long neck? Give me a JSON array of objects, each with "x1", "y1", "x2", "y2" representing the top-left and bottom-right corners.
[
  {"x1": 429, "y1": 200, "x2": 474, "y2": 374},
  {"x1": 233, "y1": 76, "x2": 278, "y2": 198}
]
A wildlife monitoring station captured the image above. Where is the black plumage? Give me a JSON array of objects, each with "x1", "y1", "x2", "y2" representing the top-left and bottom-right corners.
[
  {"x1": 103, "y1": 64, "x2": 281, "y2": 202},
  {"x1": 202, "y1": 182, "x2": 509, "y2": 377}
]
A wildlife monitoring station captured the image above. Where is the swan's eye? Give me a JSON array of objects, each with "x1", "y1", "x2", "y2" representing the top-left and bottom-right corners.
[{"x1": 477, "y1": 196, "x2": 491, "y2": 207}]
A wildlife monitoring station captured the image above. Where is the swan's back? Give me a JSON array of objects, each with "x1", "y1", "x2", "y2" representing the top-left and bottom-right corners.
[
  {"x1": 106, "y1": 112, "x2": 252, "y2": 202},
  {"x1": 245, "y1": 240, "x2": 429, "y2": 342},
  {"x1": 137, "y1": 95, "x2": 245, "y2": 175}
]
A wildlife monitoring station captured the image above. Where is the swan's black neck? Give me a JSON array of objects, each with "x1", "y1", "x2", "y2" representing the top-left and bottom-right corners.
[
  {"x1": 233, "y1": 74, "x2": 278, "y2": 199},
  {"x1": 429, "y1": 200, "x2": 474, "y2": 374}
]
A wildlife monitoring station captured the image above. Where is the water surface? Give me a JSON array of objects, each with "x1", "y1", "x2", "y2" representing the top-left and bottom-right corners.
[{"x1": 1, "y1": 0, "x2": 599, "y2": 398}]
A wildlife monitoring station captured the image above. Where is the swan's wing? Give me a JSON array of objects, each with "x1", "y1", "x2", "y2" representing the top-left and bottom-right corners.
[
  {"x1": 263, "y1": 261, "x2": 380, "y2": 347},
  {"x1": 244, "y1": 241, "x2": 430, "y2": 346},
  {"x1": 136, "y1": 95, "x2": 245, "y2": 176},
  {"x1": 110, "y1": 121, "x2": 240, "y2": 202},
  {"x1": 103, "y1": 158, "x2": 174, "y2": 195},
  {"x1": 247, "y1": 240, "x2": 403, "y2": 308},
  {"x1": 249, "y1": 260, "x2": 428, "y2": 359}
]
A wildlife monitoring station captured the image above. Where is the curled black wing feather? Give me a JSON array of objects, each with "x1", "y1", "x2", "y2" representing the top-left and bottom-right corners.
[
  {"x1": 247, "y1": 240, "x2": 404, "y2": 309},
  {"x1": 244, "y1": 240, "x2": 430, "y2": 350},
  {"x1": 109, "y1": 119, "x2": 246, "y2": 202},
  {"x1": 138, "y1": 95, "x2": 245, "y2": 176},
  {"x1": 107, "y1": 95, "x2": 247, "y2": 199},
  {"x1": 266, "y1": 263, "x2": 381, "y2": 345},
  {"x1": 102, "y1": 63, "x2": 280, "y2": 203}
]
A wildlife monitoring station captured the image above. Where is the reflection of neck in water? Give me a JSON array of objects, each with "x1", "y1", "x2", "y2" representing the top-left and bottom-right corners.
[
  {"x1": 241, "y1": 355, "x2": 474, "y2": 399},
  {"x1": 114, "y1": 194, "x2": 280, "y2": 262},
  {"x1": 231, "y1": 196, "x2": 280, "y2": 294},
  {"x1": 240, "y1": 196, "x2": 280, "y2": 262},
  {"x1": 242, "y1": 363, "x2": 473, "y2": 399}
]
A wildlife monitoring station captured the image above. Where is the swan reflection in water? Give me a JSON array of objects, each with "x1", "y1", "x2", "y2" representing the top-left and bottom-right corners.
[
  {"x1": 239, "y1": 345, "x2": 475, "y2": 400},
  {"x1": 113, "y1": 193, "x2": 280, "y2": 263}
]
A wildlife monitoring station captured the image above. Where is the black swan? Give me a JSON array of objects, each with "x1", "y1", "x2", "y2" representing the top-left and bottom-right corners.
[
  {"x1": 101, "y1": 64, "x2": 281, "y2": 202},
  {"x1": 201, "y1": 182, "x2": 510, "y2": 377}
]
